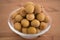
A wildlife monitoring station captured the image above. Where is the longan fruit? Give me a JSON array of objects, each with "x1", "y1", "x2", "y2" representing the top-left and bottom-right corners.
[
  {"x1": 22, "y1": 28, "x2": 28, "y2": 34},
  {"x1": 21, "y1": 19, "x2": 29, "y2": 27},
  {"x1": 26, "y1": 14, "x2": 35, "y2": 21},
  {"x1": 24, "y1": 3, "x2": 34, "y2": 13},
  {"x1": 15, "y1": 15, "x2": 23, "y2": 22},
  {"x1": 24, "y1": 2, "x2": 34, "y2": 7},
  {"x1": 19, "y1": 7, "x2": 26, "y2": 17},
  {"x1": 40, "y1": 22, "x2": 47, "y2": 30},
  {"x1": 36, "y1": 28, "x2": 41, "y2": 33},
  {"x1": 35, "y1": 4, "x2": 42, "y2": 13},
  {"x1": 44, "y1": 16, "x2": 50, "y2": 23},
  {"x1": 37, "y1": 13, "x2": 45, "y2": 21},
  {"x1": 11, "y1": 12, "x2": 18, "y2": 19},
  {"x1": 28, "y1": 27, "x2": 37, "y2": 34},
  {"x1": 31, "y1": 19, "x2": 40, "y2": 27},
  {"x1": 14, "y1": 22, "x2": 21, "y2": 31},
  {"x1": 11, "y1": 19, "x2": 16, "y2": 24}
]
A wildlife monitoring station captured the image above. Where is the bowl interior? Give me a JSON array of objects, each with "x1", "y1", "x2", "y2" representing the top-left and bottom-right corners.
[{"x1": 8, "y1": 8, "x2": 51, "y2": 36}]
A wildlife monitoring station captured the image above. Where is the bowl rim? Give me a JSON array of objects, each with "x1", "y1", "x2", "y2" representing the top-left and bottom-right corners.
[{"x1": 8, "y1": 7, "x2": 52, "y2": 36}]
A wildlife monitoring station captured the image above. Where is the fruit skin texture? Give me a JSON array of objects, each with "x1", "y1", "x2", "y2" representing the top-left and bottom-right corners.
[
  {"x1": 36, "y1": 28, "x2": 40, "y2": 33},
  {"x1": 44, "y1": 16, "x2": 50, "y2": 23},
  {"x1": 24, "y1": 2, "x2": 34, "y2": 13},
  {"x1": 15, "y1": 15, "x2": 23, "y2": 22},
  {"x1": 11, "y1": 12, "x2": 18, "y2": 19},
  {"x1": 19, "y1": 7, "x2": 26, "y2": 17},
  {"x1": 21, "y1": 19, "x2": 29, "y2": 27},
  {"x1": 14, "y1": 22, "x2": 21, "y2": 31},
  {"x1": 28, "y1": 27, "x2": 37, "y2": 34},
  {"x1": 22, "y1": 28, "x2": 28, "y2": 34},
  {"x1": 26, "y1": 14, "x2": 35, "y2": 21},
  {"x1": 35, "y1": 4, "x2": 42, "y2": 13},
  {"x1": 40, "y1": 22, "x2": 47, "y2": 30},
  {"x1": 37, "y1": 13, "x2": 45, "y2": 21},
  {"x1": 24, "y1": 2, "x2": 34, "y2": 7},
  {"x1": 31, "y1": 19, "x2": 40, "y2": 27}
]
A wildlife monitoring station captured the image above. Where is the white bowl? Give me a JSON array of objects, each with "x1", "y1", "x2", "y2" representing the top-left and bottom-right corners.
[{"x1": 8, "y1": 8, "x2": 51, "y2": 39}]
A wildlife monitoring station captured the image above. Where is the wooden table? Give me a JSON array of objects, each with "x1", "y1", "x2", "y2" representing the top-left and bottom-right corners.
[{"x1": 0, "y1": 0, "x2": 60, "y2": 40}]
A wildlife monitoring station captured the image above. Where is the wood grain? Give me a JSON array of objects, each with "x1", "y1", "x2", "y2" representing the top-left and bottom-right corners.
[{"x1": 0, "y1": 0, "x2": 60, "y2": 40}]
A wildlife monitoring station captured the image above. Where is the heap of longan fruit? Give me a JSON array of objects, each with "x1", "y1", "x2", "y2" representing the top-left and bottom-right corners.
[{"x1": 11, "y1": 2, "x2": 50, "y2": 34}]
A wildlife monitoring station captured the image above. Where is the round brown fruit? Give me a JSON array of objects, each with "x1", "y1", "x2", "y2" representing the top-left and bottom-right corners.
[
  {"x1": 15, "y1": 15, "x2": 23, "y2": 22},
  {"x1": 28, "y1": 27, "x2": 37, "y2": 34},
  {"x1": 35, "y1": 4, "x2": 42, "y2": 14},
  {"x1": 31, "y1": 19, "x2": 40, "y2": 27},
  {"x1": 44, "y1": 16, "x2": 50, "y2": 23},
  {"x1": 24, "y1": 3, "x2": 34, "y2": 13},
  {"x1": 19, "y1": 7, "x2": 26, "y2": 17},
  {"x1": 22, "y1": 28, "x2": 28, "y2": 34},
  {"x1": 21, "y1": 19, "x2": 29, "y2": 27},
  {"x1": 14, "y1": 22, "x2": 21, "y2": 31},
  {"x1": 36, "y1": 28, "x2": 41, "y2": 33},
  {"x1": 37, "y1": 13, "x2": 45, "y2": 21},
  {"x1": 24, "y1": 2, "x2": 34, "y2": 7},
  {"x1": 26, "y1": 14, "x2": 35, "y2": 21},
  {"x1": 11, "y1": 12, "x2": 18, "y2": 19},
  {"x1": 40, "y1": 22, "x2": 47, "y2": 30}
]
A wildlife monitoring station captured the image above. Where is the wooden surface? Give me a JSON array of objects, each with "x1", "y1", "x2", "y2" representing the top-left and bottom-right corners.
[{"x1": 0, "y1": 0, "x2": 60, "y2": 40}]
